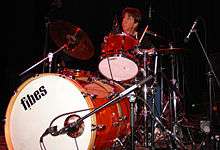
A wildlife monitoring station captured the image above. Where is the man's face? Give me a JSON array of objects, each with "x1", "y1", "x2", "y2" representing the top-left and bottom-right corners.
[{"x1": 122, "y1": 13, "x2": 137, "y2": 33}]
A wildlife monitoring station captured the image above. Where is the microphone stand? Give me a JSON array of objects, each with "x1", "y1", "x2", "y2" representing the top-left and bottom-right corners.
[
  {"x1": 19, "y1": 45, "x2": 66, "y2": 76},
  {"x1": 194, "y1": 30, "x2": 220, "y2": 142}
]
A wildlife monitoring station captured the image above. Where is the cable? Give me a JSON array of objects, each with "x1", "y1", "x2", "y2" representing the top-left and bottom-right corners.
[{"x1": 49, "y1": 108, "x2": 91, "y2": 128}]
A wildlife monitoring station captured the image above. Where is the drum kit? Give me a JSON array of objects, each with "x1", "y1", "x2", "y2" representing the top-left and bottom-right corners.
[{"x1": 5, "y1": 20, "x2": 192, "y2": 150}]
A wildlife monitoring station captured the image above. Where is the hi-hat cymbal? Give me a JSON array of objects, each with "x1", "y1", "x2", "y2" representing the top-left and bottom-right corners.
[{"x1": 49, "y1": 20, "x2": 95, "y2": 60}]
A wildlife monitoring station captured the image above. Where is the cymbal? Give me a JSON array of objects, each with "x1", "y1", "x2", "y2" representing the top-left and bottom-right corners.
[
  {"x1": 157, "y1": 47, "x2": 185, "y2": 54},
  {"x1": 49, "y1": 20, "x2": 95, "y2": 60},
  {"x1": 139, "y1": 30, "x2": 169, "y2": 49}
]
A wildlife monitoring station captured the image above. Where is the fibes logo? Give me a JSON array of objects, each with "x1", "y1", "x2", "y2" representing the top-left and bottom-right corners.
[{"x1": 20, "y1": 86, "x2": 47, "y2": 110}]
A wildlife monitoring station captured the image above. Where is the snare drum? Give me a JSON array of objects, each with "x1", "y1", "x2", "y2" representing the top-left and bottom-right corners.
[
  {"x1": 98, "y1": 33, "x2": 139, "y2": 82},
  {"x1": 5, "y1": 73, "x2": 130, "y2": 150}
]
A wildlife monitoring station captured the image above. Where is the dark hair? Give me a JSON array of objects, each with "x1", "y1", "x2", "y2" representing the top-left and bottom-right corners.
[{"x1": 122, "y1": 7, "x2": 142, "y2": 23}]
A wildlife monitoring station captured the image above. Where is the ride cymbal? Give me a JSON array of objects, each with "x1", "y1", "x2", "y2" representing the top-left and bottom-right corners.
[{"x1": 49, "y1": 20, "x2": 95, "y2": 60}]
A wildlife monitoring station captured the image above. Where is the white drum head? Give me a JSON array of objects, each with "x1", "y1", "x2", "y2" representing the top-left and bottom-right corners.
[
  {"x1": 98, "y1": 56, "x2": 138, "y2": 81},
  {"x1": 5, "y1": 73, "x2": 96, "y2": 150}
]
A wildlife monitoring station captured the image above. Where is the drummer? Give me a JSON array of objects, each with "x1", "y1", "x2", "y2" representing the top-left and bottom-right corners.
[
  {"x1": 120, "y1": 7, "x2": 142, "y2": 38},
  {"x1": 102, "y1": 7, "x2": 155, "y2": 51}
]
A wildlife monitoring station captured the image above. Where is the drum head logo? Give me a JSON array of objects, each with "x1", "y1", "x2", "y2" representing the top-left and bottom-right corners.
[{"x1": 20, "y1": 85, "x2": 47, "y2": 110}]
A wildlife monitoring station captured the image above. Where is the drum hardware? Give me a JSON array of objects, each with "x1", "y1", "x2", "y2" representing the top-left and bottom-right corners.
[
  {"x1": 91, "y1": 124, "x2": 105, "y2": 131},
  {"x1": 138, "y1": 48, "x2": 159, "y2": 148},
  {"x1": 19, "y1": 44, "x2": 67, "y2": 76},
  {"x1": 107, "y1": 92, "x2": 118, "y2": 99},
  {"x1": 48, "y1": 52, "x2": 53, "y2": 73},
  {"x1": 119, "y1": 115, "x2": 127, "y2": 121},
  {"x1": 112, "y1": 122, "x2": 120, "y2": 127},
  {"x1": 133, "y1": 42, "x2": 189, "y2": 149},
  {"x1": 81, "y1": 92, "x2": 97, "y2": 99},
  {"x1": 164, "y1": 42, "x2": 191, "y2": 148},
  {"x1": 135, "y1": 95, "x2": 188, "y2": 150},
  {"x1": 113, "y1": 137, "x2": 124, "y2": 147},
  {"x1": 154, "y1": 51, "x2": 189, "y2": 149}
]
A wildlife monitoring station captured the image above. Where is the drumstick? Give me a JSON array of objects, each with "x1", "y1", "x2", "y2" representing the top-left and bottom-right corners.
[{"x1": 139, "y1": 25, "x2": 148, "y2": 44}]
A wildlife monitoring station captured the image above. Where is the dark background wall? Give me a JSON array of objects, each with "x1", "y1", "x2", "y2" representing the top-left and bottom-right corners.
[{"x1": 2, "y1": 0, "x2": 220, "y2": 123}]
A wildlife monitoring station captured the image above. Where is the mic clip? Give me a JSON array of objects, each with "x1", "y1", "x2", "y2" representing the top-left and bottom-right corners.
[{"x1": 40, "y1": 126, "x2": 58, "y2": 142}]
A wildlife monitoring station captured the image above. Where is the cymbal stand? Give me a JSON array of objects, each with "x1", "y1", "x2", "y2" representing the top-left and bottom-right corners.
[
  {"x1": 19, "y1": 45, "x2": 66, "y2": 76},
  {"x1": 169, "y1": 52, "x2": 179, "y2": 148},
  {"x1": 150, "y1": 51, "x2": 159, "y2": 149},
  {"x1": 142, "y1": 50, "x2": 159, "y2": 149},
  {"x1": 142, "y1": 50, "x2": 149, "y2": 148}
]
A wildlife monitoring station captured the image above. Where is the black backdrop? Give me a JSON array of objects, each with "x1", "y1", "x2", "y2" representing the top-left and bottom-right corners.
[{"x1": 2, "y1": 0, "x2": 220, "y2": 123}]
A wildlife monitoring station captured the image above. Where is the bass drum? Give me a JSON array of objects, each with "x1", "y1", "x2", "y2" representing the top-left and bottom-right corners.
[{"x1": 4, "y1": 73, "x2": 130, "y2": 150}]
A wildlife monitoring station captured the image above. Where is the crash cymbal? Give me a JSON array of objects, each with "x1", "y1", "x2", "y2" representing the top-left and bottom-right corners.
[{"x1": 49, "y1": 20, "x2": 95, "y2": 60}]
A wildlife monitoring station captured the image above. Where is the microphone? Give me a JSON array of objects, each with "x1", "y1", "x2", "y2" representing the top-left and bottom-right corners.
[
  {"x1": 184, "y1": 19, "x2": 198, "y2": 43},
  {"x1": 54, "y1": 121, "x2": 80, "y2": 136}
]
